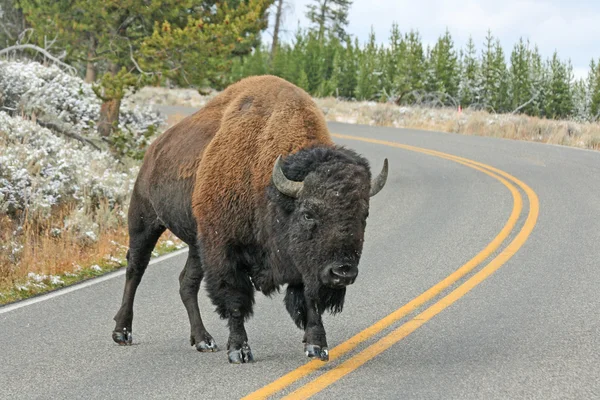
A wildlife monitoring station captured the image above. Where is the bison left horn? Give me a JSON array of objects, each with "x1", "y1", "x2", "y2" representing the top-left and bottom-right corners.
[
  {"x1": 272, "y1": 155, "x2": 304, "y2": 198},
  {"x1": 369, "y1": 158, "x2": 388, "y2": 197}
]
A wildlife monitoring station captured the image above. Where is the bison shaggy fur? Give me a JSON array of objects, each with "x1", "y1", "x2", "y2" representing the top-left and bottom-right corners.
[{"x1": 112, "y1": 75, "x2": 388, "y2": 363}]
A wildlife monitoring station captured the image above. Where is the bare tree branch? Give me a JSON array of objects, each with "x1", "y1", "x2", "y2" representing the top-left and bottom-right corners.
[
  {"x1": 511, "y1": 91, "x2": 539, "y2": 115},
  {"x1": 35, "y1": 119, "x2": 103, "y2": 151},
  {"x1": 0, "y1": 44, "x2": 77, "y2": 74},
  {"x1": 127, "y1": 40, "x2": 151, "y2": 76}
]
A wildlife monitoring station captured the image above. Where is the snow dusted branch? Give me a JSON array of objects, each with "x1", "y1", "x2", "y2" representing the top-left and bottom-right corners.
[
  {"x1": 0, "y1": 44, "x2": 77, "y2": 74},
  {"x1": 35, "y1": 119, "x2": 103, "y2": 151},
  {"x1": 511, "y1": 91, "x2": 539, "y2": 115}
]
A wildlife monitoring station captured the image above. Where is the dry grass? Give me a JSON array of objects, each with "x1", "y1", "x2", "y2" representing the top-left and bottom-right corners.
[
  {"x1": 0, "y1": 202, "x2": 185, "y2": 305},
  {"x1": 316, "y1": 97, "x2": 600, "y2": 151},
  {"x1": 132, "y1": 87, "x2": 600, "y2": 152}
]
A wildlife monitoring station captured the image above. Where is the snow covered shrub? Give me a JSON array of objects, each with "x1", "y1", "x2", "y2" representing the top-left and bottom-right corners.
[
  {"x1": 0, "y1": 60, "x2": 164, "y2": 158},
  {"x1": 0, "y1": 112, "x2": 137, "y2": 220}
]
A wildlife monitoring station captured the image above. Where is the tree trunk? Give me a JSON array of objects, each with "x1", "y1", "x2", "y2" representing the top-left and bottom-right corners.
[
  {"x1": 270, "y1": 0, "x2": 284, "y2": 61},
  {"x1": 98, "y1": 97, "x2": 121, "y2": 137},
  {"x1": 84, "y1": 36, "x2": 97, "y2": 83},
  {"x1": 98, "y1": 63, "x2": 121, "y2": 137}
]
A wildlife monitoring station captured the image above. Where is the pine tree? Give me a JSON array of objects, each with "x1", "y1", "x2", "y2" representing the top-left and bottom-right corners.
[
  {"x1": 398, "y1": 30, "x2": 426, "y2": 104},
  {"x1": 572, "y1": 79, "x2": 588, "y2": 121},
  {"x1": 528, "y1": 45, "x2": 548, "y2": 117},
  {"x1": 306, "y1": 0, "x2": 353, "y2": 41},
  {"x1": 491, "y1": 39, "x2": 510, "y2": 113},
  {"x1": 509, "y1": 37, "x2": 533, "y2": 114},
  {"x1": 480, "y1": 30, "x2": 496, "y2": 111},
  {"x1": 19, "y1": 0, "x2": 273, "y2": 136},
  {"x1": 337, "y1": 38, "x2": 358, "y2": 98},
  {"x1": 589, "y1": 59, "x2": 600, "y2": 120},
  {"x1": 285, "y1": 28, "x2": 308, "y2": 85},
  {"x1": 425, "y1": 29, "x2": 459, "y2": 103},
  {"x1": 355, "y1": 29, "x2": 378, "y2": 100},
  {"x1": 303, "y1": 31, "x2": 324, "y2": 94},
  {"x1": 380, "y1": 23, "x2": 404, "y2": 101},
  {"x1": 545, "y1": 52, "x2": 574, "y2": 119},
  {"x1": 458, "y1": 36, "x2": 481, "y2": 108}
]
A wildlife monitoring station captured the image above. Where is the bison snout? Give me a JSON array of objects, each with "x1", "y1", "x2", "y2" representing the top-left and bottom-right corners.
[{"x1": 321, "y1": 263, "x2": 359, "y2": 288}]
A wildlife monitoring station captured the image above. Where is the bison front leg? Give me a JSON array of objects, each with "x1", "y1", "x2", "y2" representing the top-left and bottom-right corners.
[
  {"x1": 303, "y1": 295, "x2": 329, "y2": 362},
  {"x1": 204, "y1": 257, "x2": 255, "y2": 364},
  {"x1": 284, "y1": 285, "x2": 329, "y2": 361}
]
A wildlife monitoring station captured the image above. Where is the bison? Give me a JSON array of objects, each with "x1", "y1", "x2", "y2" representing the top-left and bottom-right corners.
[{"x1": 112, "y1": 75, "x2": 388, "y2": 363}]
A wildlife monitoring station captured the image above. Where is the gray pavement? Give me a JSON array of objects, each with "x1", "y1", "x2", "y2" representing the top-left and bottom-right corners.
[{"x1": 1, "y1": 112, "x2": 599, "y2": 399}]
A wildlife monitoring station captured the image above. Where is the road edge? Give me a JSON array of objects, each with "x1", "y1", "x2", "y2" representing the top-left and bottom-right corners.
[{"x1": 0, "y1": 248, "x2": 189, "y2": 315}]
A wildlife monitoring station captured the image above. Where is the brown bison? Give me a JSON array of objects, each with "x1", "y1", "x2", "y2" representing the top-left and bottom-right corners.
[{"x1": 112, "y1": 75, "x2": 388, "y2": 363}]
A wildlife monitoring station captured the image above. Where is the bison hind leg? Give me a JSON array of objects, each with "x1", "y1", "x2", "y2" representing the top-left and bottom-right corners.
[
  {"x1": 113, "y1": 211, "x2": 165, "y2": 345},
  {"x1": 179, "y1": 245, "x2": 218, "y2": 352},
  {"x1": 284, "y1": 285, "x2": 308, "y2": 330}
]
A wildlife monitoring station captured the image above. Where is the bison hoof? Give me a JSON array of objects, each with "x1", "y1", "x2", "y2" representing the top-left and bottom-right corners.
[
  {"x1": 305, "y1": 344, "x2": 329, "y2": 362},
  {"x1": 192, "y1": 335, "x2": 219, "y2": 352},
  {"x1": 228, "y1": 343, "x2": 254, "y2": 364},
  {"x1": 112, "y1": 328, "x2": 132, "y2": 345}
]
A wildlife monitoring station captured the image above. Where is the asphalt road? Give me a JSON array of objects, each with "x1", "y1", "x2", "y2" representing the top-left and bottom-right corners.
[{"x1": 2, "y1": 111, "x2": 599, "y2": 400}]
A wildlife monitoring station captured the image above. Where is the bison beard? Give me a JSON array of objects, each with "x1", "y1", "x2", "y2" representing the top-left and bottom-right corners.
[{"x1": 111, "y1": 75, "x2": 387, "y2": 364}]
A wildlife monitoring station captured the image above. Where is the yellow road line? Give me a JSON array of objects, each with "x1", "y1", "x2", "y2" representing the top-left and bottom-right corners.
[
  {"x1": 282, "y1": 137, "x2": 539, "y2": 399},
  {"x1": 242, "y1": 135, "x2": 525, "y2": 400}
]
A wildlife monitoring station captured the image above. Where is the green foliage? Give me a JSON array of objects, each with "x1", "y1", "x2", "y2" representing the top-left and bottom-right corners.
[
  {"x1": 545, "y1": 52, "x2": 574, "y2": 119},
  {"x1": 458, "y1": 36, "x2": 480, "y2": 107},
  {"x1": 16, "y1": 0, "x2": 272, "y2": 155},
  {"x1": 509, "y1": 38, "x2": 533, "y2": 113},
  {"x1": 425, "y1": 29, "x2": 459, "y2": 101},
  {"x1": 355, "y1": 29, "x2": 379, "y2": 100},
  {"x1": 14, "y1": 0, "x2": 600, "y2": 125},
  {"x1": 306, "y1": 0, "x2": 353, "y2": 41},
  {"x1": 589, "y1": 59, "x2": 600, "y2": 120}
]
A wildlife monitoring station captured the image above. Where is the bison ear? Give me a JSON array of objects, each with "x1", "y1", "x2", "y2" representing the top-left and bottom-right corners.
[
  {"x1": 369, "y1": 158, "x2": 388, "y2": 197},
  {"x1": 272, "y1": 155, "x2": 304, "y2": 198}
]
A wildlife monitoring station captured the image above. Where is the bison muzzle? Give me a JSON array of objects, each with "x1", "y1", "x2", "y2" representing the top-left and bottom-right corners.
[{"x1": 112, "y1": 75, "x2": 388, "y2": 363}]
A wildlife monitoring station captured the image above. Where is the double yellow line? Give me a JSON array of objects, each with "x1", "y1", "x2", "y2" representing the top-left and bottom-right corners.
[{"x1": 243, "y1": 134, "x2": 539, "y2": 399}]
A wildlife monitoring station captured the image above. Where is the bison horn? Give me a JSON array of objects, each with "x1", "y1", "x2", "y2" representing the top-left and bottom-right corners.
[
  {"x1": 369, "y1": 158, "x2": 388, "y2": 197},
  {"x1": 272, "y1": 155, "x2": 304, "y2": 198}
]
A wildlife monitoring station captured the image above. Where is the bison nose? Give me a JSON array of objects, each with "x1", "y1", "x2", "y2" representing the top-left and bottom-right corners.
[{"x1": 331, "y1": 264, "x2": 359, "y2": 280}]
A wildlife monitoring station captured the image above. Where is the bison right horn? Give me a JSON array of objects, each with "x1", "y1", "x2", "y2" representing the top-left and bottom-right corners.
[
  {"x1": 272, "y1": 155, "x2": 304, "y2": 198},
  {"x1": 369, "y1": 158, "x2": 388, "y2": 197}
]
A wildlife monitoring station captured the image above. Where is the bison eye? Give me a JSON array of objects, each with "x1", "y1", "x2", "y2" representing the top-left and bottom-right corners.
[{"x1": 303, "y1": 213, "x2": 314, "y2": 221}]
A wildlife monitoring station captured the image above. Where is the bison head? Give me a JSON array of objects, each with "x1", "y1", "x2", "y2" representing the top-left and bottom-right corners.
[{"x1": 267, "y1": 146, "x2": 387, "y2": 293}]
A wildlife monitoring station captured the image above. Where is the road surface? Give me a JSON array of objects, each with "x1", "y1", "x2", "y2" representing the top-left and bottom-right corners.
[{"x1": 2, "y1": 113, "x2": 599, "y2": 399}]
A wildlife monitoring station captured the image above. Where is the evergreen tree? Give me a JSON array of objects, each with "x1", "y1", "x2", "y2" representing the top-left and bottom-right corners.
[
  {"x1": 303, "y1": 31, "x2": 324, "y2": 94},
  {"x1": 319, "y1": 34, "x2": 341, "y2": 94},
  {"x1": 425, "y1": 29, "x2": 459, "y2": 102},
  {"x1": 572, "y1": 78, "x2": 588, "y2": 121},
  {"x1": 545, "y1": 52, "x2": 573, "y2": 119},
  {"x1": 306, "y1": 0, "x2": 353, "y2": 41},
  {"x1": 355, "y1": 29, "x2": 378, "y2": 100},
  {"x1": 589, "y1": 59, "x2": 600, "y2": 120},
  {"x1": 509, "y1": 37, "x2": 533, "y2": 114},
  {"x1": 285, "y1": 27, "x2": 308, "y2": 85},
  {"x1": 397, "y1": 30, "x2": 426, "y2": 103},
  {"x1": 458, "y1": 36, "x2": 481, "y2": 108},
  {"x1": 491, "y1": 39, "x2": 510, "y2": 113},
  {"x1": 480, "y1": 30, "x2": 496, "y2": 111},
  {"x1": 528, "y1": 45, "x2": 549, "y2": 117},
  {"x1": 19, "y1": 0, "x2": 273, "y2": 136},
  {"x1": 380, "y1": 23, "x2": 404, "y2": 100},
  {"x1": 336, "y1": 37, "x2": 358, "y2": 98}
]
